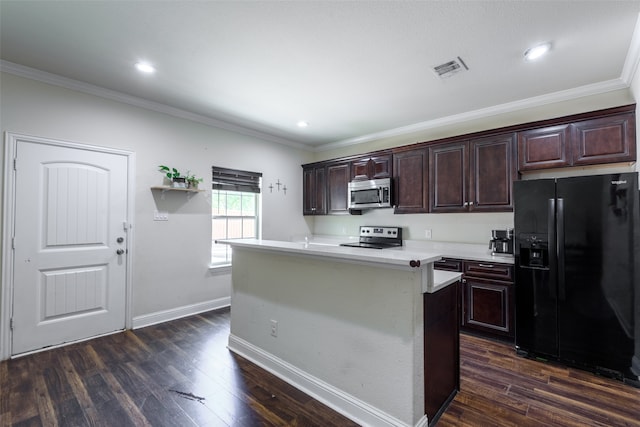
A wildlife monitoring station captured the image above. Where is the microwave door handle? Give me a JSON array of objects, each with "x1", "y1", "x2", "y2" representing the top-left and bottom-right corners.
[{"x1": 378, "y1": 186, "x2": 384, "y2": 204}]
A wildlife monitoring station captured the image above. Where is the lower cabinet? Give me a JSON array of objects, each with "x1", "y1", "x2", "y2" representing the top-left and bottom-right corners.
[
  {"x1": 424, "y1": 281, "x2": 459, "y2": 425},
  {"x1": 434, "y1": 258, "x2": 514, "y2": 340}
]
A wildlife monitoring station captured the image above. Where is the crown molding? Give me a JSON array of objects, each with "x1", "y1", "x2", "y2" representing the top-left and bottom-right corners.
[
  {"x1": 0, "y1": 60, "x2": 311, "y2": 151},
  {"x1": 621, "y1": 13, "x2": 640, "y2": 85},
  {"x1": 316, "y1": 77, "x2": 630, "y2": 152},
  {"x1": 1, "y1": 58, "x2": 634, "y2": 155}
]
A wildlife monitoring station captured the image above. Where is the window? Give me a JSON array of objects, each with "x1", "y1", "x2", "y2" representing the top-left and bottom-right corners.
[{"x1": 211, "y1": 167, "x2": 262, "y2": 265}]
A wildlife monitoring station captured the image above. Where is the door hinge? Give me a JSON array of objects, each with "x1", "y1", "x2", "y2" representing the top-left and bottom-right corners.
[
  {"x1": 12, "y1": 237, "x2": 15, "y2": 250},
  {"x1": 13, "y1": 158, "x2": 17, "y2": 171},
  {"x1": 10, "y1": 318, "x2": 14, "y2": 330}
]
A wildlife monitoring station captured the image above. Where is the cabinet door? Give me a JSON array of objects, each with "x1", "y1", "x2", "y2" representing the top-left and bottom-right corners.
[
  {"x1": 517, "y1": 125, "x2": 571, "y2": 171},
  {"x1": 351, "y1": 154, "x2": 392, "y2": 180},
  {"x1": 393, "y1": 148, "x2": 429, "y2": 213},
  {"x1": 370, "y1": 155, "x2": 392, "y2": 179},
  {"x1": 326, "y1": 163, "x2": 350, "y2": 215},
  {"x1": 571, "y1": 112, "x2": 636, "y2": 166},
  {"x1": 429, "y1": 141, "x2": 468, "y2": 213},
  {"x1": 462, "y1": 277, "x2": 513, "y2": 338},
  {"x1": 302, "y1": 166, "x2": 326, "y2": 215},
  {"x1": 470, "y1": 134, "x2": 516, "y2": 212}
]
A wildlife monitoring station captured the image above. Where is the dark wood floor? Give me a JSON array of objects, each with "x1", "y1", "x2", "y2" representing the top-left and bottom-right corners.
[{"x1": 1, "y1": 307, "x2": 639, "y2": 427}]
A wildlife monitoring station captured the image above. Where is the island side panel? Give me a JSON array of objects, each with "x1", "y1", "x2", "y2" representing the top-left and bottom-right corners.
[{"x1": 229, "y1": 247, "x2": 425, "y2": 426}]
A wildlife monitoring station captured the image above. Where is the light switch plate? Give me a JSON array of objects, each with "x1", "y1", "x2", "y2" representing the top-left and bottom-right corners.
[{"x1": 154, "y1": 210, "x2": 169, "y2": 221}]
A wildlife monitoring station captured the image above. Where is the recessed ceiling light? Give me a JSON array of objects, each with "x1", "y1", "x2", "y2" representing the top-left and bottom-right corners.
[
  {"x1": 524, "y1": 42, "x2": 551, "y2": 61},
  {"x1": 135, "y1": 61, "x2": 156, "y2": 74},
  {"x1": 297, "y1": 121, "x2": 309, "y2": 128}
]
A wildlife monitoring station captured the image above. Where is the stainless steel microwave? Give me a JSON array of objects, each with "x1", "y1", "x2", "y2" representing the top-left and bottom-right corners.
[{"x1": 348, "y1": 178, "x2": 392, "y2": 209}]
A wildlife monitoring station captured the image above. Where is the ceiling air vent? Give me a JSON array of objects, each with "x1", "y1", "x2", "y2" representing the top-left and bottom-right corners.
[{"x1": 433, "y1": 56, "x2": 469, "y2": 79}]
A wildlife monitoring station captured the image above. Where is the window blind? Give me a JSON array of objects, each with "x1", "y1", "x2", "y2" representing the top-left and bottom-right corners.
[{"x1": 212, "y1": 166, "x2": 262, "y2": 193}]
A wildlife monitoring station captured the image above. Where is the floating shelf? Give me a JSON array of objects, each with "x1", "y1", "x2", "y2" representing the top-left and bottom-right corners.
[{"x1": 151, "y1": 186, "x2": 204, "y2": 199}]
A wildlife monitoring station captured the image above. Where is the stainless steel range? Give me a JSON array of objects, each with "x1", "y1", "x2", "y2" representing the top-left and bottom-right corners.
[{"x1": 340, "y1": 226, "x2": 403, "y2": 249}]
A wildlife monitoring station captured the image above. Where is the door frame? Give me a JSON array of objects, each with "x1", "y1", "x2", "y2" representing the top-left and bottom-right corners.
[{"x1": 1, "y1": 132, "x2": 135, "y2": 360}]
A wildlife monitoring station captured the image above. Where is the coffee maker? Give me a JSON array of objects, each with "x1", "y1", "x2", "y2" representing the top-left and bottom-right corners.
[{"x1": 489, "y1": 228, "x2": 514, "y2": 255}]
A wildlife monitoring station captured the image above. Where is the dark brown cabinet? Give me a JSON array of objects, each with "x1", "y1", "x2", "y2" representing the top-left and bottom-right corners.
[
  {"x1": 424, "y1": 281, "x2": 459, "y2": 424},
  {"x1": 350, "y1": 153, "x2": 392, "y2": 181},
  {"x1": 302, "y1": 105, "x2": 635, "y2": 216},
  {"x1": 461, "y1": 260, "x2": 514, "y2": 339},
  {"x1": 434, "y1": 258, "x2": 514, "y2": 341},
  {"x1": 571, "y1": 112, "x2": 636, "y2": 166},
  {"x1": 518, "y1": 110, "x2": 636, "y2": 171},
  {"x1": 429, "y1": 141, "x2": 468, "y2": 213},
  {"x1": 518, "y1": 124, "x2": 572, "y2": 170},
  {"x1": 429, "y1": 133, "x2": 515, "y2": 213},
  {"x1": 326, "y1": 162, "x2": 350, "y2": 215},
  {"x1": 302, "y1": 165, "x2": 326, "y2": 215},
  {"x1": 471, "y1": 134, "x2": 517, "y2": 211},
  {"x1": 392, "y1": 148, "x2": 429, "y2": 213}
]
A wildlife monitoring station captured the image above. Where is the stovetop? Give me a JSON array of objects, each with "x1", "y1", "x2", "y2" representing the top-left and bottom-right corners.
[{"x1": 340, "y1": 226, "x2": 403, "y2": 250}]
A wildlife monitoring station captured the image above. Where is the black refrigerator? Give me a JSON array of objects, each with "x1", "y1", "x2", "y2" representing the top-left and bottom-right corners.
[{"x1": 514, "y1": 172, "x2": 640, "y2": 385}]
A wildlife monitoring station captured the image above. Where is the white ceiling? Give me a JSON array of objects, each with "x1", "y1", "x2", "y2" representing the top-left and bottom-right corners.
[{"x1": 1, "y1": 1, "x2": 640, "y2": 150}]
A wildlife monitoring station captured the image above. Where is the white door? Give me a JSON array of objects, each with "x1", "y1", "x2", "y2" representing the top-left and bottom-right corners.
[{"x1": 11, "y1": 139, "x2": 130, "y2": 355}]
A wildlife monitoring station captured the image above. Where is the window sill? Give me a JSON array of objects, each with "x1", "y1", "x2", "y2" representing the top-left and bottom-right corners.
[{"x1": 208, "y1": 263, "x2": 232, "y2": 275}]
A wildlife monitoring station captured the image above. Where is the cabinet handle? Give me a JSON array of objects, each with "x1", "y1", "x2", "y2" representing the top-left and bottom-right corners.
[
  {"x1": 469, "y1": 201, "x2": 474, "y2": 206},
  {"x1": 478, "y1": 263, "x2": 494, "y2": 268}
]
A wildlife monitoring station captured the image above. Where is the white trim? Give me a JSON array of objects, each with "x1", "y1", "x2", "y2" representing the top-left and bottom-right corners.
[
  {"x1": 2, "y1": 56, "x2": 635, "y2": 156},
  {"x1": 317, "y1": 78, "x2": 629, "y2": 152},
  {"x1": 208, "y1": 264, "x2": 232, "y2": 274},
  {"x1": 0, "y1": 132, "x2": 136, "y2": 361},
  {"x1": 621, "y1": 13, "x2": 640, "y2": 86},
  {"x1": 132, "y1": 297, "x2": 231, "y2": 329},
  {"x1": 0, "y1": 60, "x2": 310, "y2": 151},
  {"x1": 228, "y1": 334, "x2": 428, "y2": 427}
]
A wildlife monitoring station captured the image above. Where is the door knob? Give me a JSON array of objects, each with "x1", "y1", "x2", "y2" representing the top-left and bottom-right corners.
[
  {"x1": 116, "y1": 249, "x2": 125, "y2": 255},
  {"x1": 117, "y1": 237, "x2": 124, "y2": 243}
]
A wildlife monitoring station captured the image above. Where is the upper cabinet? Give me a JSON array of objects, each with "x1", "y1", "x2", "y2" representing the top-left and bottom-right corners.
[
  {"x1": 518, "y1": 109, "x2": 636, "y2": 171},
  {"x1": 429, "y1": 133, "x2": 516, "y2": 213},
  {"x1": 326, "y1": 162, "x2": 350, "y2": 215},
  {"x1": 517, "y1": 124, "x2": 572, "y2": 170},
  {"x1": 302, "y1": 104, "x2": 635, "y2": 216},
  {"x1": 393, "y1": 147, "x2": 429, "y2": 214},
  {"x1": 571, "y1": 112, "x2": 636, "y2": 166},
  {"x1": 470, "y1": 134, "x2": 517, "y2": 212},
  {"x1": 429, "y1": 141, "x2": 468, "y2": 213},
  {"x1": 302, "y1": 164, "x2": 326, "y2": 215},
  {"x1": 350, "y1": 153, "x2": 392, "y2": 181}
]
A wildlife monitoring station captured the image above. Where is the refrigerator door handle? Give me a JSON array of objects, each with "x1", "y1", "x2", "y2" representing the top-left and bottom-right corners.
[
  {"x1": 556, "y1": 198, "x2": 566, "y2": 301},
  {"x1": 548, "y1": 198, "x2": 558, "y2": 297}
]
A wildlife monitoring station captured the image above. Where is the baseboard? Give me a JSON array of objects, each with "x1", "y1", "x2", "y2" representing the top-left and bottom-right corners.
[
  {"x1": 228, "y1": 334, "x2": 428, "y2": 427},
  {"x1": 132, "y1": 297, "x2": 231, "y2": 329}
]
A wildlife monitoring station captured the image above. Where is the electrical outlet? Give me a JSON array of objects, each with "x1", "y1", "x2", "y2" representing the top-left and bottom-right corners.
[
  {"x1": 270, "y1": 319, "x2": 278, "y2": 337},
  {"x1": 425, "y1": 229, "x2": 432, "y2": 239},
  {"x1": 153, "y1": 210, "x2": 169, "y2": 221}
]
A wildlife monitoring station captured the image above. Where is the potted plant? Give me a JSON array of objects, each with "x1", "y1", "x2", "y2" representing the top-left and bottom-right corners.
[
  {"x1": 159, "y1": 165, "x2": 187, "y2": 188},
  {"x1": 185, "y1": 171, "x2": 204, "y2": 189}
]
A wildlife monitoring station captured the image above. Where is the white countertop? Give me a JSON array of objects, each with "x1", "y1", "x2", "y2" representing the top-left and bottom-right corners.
[
  {"x1": 221, "y1": 238, "x2": 464, "y2": 293},
  {"x1": 222, "y1": 238, "x2": 443, "y2": 269},
  {"x1": 292, "y1": 235, "x2": 515, "y2": 265}
]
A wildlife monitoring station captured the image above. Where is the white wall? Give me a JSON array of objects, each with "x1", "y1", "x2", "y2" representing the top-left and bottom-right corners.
[{"x1": 0, "y1": 72, "x2": 314, "y2": 325}]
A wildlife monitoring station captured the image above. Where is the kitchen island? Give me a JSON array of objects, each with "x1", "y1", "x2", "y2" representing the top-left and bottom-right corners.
[{"x1": 224, "y1": 239, "x2": 461, "y2": 427}]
